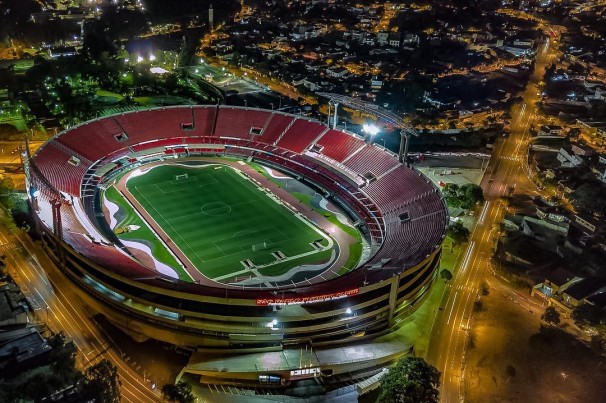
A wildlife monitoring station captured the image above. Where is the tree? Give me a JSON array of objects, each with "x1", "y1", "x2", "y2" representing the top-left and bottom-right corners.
[
  {"x1": 442, "y1": 183, "x2": 484, "y2": 210},
  {"x1": 83, "y1": 359, "x2": 121, "y2": 403},
  {"x1": 590, "y1": 335, "x2": 606, "y2": 355},
  {"x1": 571, "y1": 181, "x2": 606, "y2": 217},
  {"x1": 440, "y1": 269, "x2": 453, "y2": 282},
  {"x1": 0, "y1": 176, "x2": 16, "y2": 209},
  {"x1": 161, "y1": 381, "x2": 195, "y2": 403},
  {"x1": 377, "y1": 356, "x2": 440, "y2": 403},
  {"x1": 541, "y1": 306, "x2": 560, "y2": 326},
  {"x1": 461, "y1": 183, "x2": 484, "y2": 209},
  {"x1": 446, "y1": 221, "x2": 470, "y2": 246},
  {"x1": 572, "y1": 303, "x2": 603, "y2": 326}
]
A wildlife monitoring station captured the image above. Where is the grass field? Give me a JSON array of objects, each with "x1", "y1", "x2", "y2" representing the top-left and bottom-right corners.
[{"x1": 122, "y1": 164, "x2": 334, "y2": 281}]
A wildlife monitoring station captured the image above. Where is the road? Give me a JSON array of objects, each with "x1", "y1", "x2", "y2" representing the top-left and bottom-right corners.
[
  {"x1": 1, "y1": 211, "x2": 162, "y2": 403},
  {"x1": 425, "y1": 27, "x2": 562, "y2": 403}
]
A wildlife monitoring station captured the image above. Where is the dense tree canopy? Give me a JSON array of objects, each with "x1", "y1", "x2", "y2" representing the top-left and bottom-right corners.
[
  {"x1": 571, "y1": 181, "x2": 606, "y2": 217},
  {"x1": 443, "y1": 183, "x2": 484, "y2": 209},
  {"x1": 440, "y1": 269, "x2": 453, "y2": 281},
  {"x1": 446, "y1": 221, "x2": 471, "y2": 246},
  {"x1": 377, "y1": 356, "x2": 440, "y2": 403},
  {"x1": 83, "y1": 359, "x2": 121, "y2": 403},
  {"x1": 162, "y1": 381, "x2": 195, "y2": 403},
  {"x1": 541, "y1": 306, "x2": 561, "y2": 326},
  {"x1": 572, "y1": 303, "x2": 604, "y2": 326}
]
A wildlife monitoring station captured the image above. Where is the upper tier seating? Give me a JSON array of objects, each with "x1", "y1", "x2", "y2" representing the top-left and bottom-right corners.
[
  {"x1": 252, "y1": 113, "x2": 295, "y2": 145},
  {"x1": 276, "y1": 119, "x2": 326, "y2": 153},
  {"x1": 214, "y1": 108, "x2": 272, "y2": 139},
  {"x1": 363, "y1": 165, "x2": 432, "y2": 210},
  {"x1": 343, "y1": 145, "x2": 399, "y2": 178},
  {"x1": 114, "y1": 109, "x2": 189, "y2": 145},
  {"x1": 316, "y1": 130, "x2": 365, "y2": 162},
  {"x1": 57, "y1": 118, "x2": 128, "y2": 162},
  {"x1": 34, "y1": 142, "x2": 87, "y2": 196}
]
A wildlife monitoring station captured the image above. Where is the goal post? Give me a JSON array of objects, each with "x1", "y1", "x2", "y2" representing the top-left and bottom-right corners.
[
  {"x1": 252, "y1": 241, "x2": 269, "y2": 251},
  {"x1": 175, "y1": 173, "x2": 189, "y2": 180}
]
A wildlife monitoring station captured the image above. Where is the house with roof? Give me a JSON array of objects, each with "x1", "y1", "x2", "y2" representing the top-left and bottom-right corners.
[
  {"x1": 531, "y1": 267, "x2": 583, "y2": 302},
  {"x1": 562, "y1": 278, "x2": 606, "y2": 309},
  {"x1": 538, "y1": 125, "x2": 563, "y2": 137},
  {"x1": 556, "y1": 147, "x2": 584, "y2": 168},
  {"x1": 519, "y1": 216, "x2": 568, "y2": 243},
  {"x1": 0, "y1": 328, "x2": 52, "y2": 378},
  {"x1": 534, "y1": 198, "x2": 568, "y2": 223}
]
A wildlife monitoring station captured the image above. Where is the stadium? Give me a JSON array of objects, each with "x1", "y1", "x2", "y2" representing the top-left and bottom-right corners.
[{"x1": 25, "y1": 105, "x2": 448, "y2": 386}]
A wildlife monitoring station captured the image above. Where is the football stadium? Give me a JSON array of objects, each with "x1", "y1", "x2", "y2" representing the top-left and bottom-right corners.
[{"x1": 25, "y1": 105, "x2": 448, "y2": 386}]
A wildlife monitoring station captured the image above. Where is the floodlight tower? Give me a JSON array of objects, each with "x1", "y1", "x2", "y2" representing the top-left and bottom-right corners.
[
  {"x1": 317, "y1": 92, "x2": 418, "y2": 164},
  {"x1": 209, "y1": 4, "x2": 214, "y2": 31},
  {"x1": 329, "y1": 100, "x2": 339, "y2": 129}
]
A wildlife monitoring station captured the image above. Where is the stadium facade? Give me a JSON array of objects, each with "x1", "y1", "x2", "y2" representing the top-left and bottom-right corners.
[{"x1": 25, "y1": 106, "x2": 447, "y2": 385}]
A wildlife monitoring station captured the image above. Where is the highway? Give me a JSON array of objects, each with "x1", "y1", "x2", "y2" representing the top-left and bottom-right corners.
[
  {"x1": 425, "y1": 27, "x2": 562, "y2": 403},
  {"x1": 0, "y1": 209, "x2": 162, "y2": 403}
]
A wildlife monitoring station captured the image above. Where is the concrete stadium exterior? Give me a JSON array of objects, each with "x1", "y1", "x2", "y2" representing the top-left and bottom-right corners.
[{"x1": 25, "y1": 106, "x2": 447, "y2": 386}]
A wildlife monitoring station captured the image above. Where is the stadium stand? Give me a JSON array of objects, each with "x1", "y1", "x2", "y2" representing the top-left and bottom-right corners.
[
  {"x1": 315, "y1": 130, "x2": 366, "y2": 162},
  {"x1": 57, "y1": 118, "x2": 128, "y2": 162},
  {"x1": 34, "y1": 142, "x2": 87, "y2": 196},
  {"x1": 276, "y1": 119, "x2": 327, "y2": 153},
  {"x1": 29, "y1": 105, "x2": 447, "y2": 295},
  {"x1": 253, "y1": 113, "x2": 295, "y2": 144},
  {"x1": 214, "y1": 108, "x2": 271, "y2": 139},
  {"x1": 344, "y1": 144, "x2": 400, "y2": 178}
]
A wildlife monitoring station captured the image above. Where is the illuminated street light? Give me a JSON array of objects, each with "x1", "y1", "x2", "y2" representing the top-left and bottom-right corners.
[
  {"x1": 137, "y1": 55, "x2": 144, "y2": 63},
  {"x1": 149, "y1": 54, "x2": 156, "y2": 62}
]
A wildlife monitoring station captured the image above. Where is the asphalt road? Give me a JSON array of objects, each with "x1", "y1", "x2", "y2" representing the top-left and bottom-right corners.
[
  {"x1": 1, "y1": 212, "x2": 162, "y2": 403},
  {"x1": 425, "y1": 28, "x2": 562, "y2": 403}
]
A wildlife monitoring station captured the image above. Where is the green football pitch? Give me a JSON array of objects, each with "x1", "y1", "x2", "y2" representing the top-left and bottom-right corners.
[{"x1": 121, "y1": 164, "x2": 334, "y2": 281}]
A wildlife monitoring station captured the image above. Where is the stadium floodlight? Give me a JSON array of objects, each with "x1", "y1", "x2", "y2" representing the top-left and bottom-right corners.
[
  {"x1": 136, "y1": 55, "x2": 144, "y2": 63},
  {"x1": 363, "y1": 123, "x2": 379, "y2": 137},
  {"x1": 149, "y1": 54, "x2": 156, "y2": 62},
  {"x1": 345, "y1": 308, "x2": 352, "y2": 315},
  {"x1": 267, "y1": 318, "x2": 279, "y2": 328}
]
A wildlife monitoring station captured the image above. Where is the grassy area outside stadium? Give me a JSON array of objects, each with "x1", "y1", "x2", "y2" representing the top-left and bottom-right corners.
[{"x1": 104, "y1": 163, "x2": 343, "y2": 283}]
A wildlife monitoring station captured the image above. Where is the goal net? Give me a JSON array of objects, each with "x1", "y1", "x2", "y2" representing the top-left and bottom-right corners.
[
  {"x1": 252, "y1": 241, "x2": 269, "y2": 251},
  {"x1": 175, "y1": 173, "x2": 189, "y2": 180}
]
